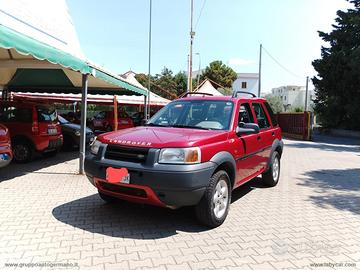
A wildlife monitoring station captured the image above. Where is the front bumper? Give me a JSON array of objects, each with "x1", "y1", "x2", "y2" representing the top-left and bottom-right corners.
[{"x1": 85, "y1": 152, "x2": 216, "y2": 208}]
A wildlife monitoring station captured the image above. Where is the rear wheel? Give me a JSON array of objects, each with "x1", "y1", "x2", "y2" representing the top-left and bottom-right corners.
[
  {"x1": 262, "y1": 151, "x2": 281, "y2": 187},
  {"x1": 195, "y1": 170, "x2": 231, "y2": 228},
  {"x1": 13, "y1": 140, "x2": 33, "y2": 163}
]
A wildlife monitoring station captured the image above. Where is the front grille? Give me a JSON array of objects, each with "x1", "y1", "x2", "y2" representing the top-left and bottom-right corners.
[
  {"x1": 100, "y1": 182, "x2": 147, "y2": 198},
  {"x1": 104, "y1": 145, "x2": 149, "y2": 163}
]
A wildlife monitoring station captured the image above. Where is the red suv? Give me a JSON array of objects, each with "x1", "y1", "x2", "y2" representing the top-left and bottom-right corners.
[
  {"x1": 85, "y1": 92, "x2": 283, "y2": 227},
  {"x1": 0, "y1": 101, "x2": 63, "y2": 162},
  {"x1": 0, "y1": 123, "x2": 12, "y2": 168},
  {"x1": 90, "y1": 111, "x2": 134, "y2": 132}
]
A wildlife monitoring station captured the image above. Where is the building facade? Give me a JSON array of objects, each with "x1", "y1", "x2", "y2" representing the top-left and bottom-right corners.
[
  {"x1": 232, "y1": 73, "x2": 259, "y2": 97},
  {"x1": 271, "y1": 85, "x2": 314, "y2": 111}
]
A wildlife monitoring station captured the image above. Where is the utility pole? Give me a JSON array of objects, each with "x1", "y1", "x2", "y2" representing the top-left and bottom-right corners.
[
  {"x1": 305, "y1": 76, "x2": 309, "y2": 111},
  {"x1": 146, "y1": 0, "x2": 152, "y2": 120},
  {"x1": 188, "y1": 0, "x2": 195, "y2": 92},
  {"x1": 258, "y1": 44, "x2": 262, "y2": 97},
  {"x1": 196, "y1": 52, "x2": 201, "y2": 89}
]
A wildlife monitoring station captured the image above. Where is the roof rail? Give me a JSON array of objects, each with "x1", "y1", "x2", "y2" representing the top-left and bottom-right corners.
[
  {"x1": 232, "y1": 90, "x2": 257, "y2": 98},
  {"x1": 180, "y1": 92, "x2": 214, "y2": 98}
]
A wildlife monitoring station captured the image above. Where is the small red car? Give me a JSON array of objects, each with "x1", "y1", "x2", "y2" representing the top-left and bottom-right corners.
[
  {"x1": 0, "y1": 123, "x2": 12, "y2": 168},
  {"x1": 0, "y1": 101, "x2": 63, "y2": 162},
  {"x1": 85, "y1": 91, "x2": 283, "y2": 227},
  {"x1": 90, "y1": 111, "x2": 134, "y2": 132}
]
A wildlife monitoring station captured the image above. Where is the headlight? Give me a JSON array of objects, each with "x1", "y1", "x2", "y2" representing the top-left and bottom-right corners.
[
  {"x1": 159, "y1": 147, "x2": 201, "y2": 164},
  {"x1": 75, "y1": 130, "x2": 81, "y2": 136},
  {"x1": 90, "y1": 140, "x2": 102, "y2": 155}
]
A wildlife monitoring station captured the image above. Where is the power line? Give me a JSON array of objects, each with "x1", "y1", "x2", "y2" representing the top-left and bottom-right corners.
[
  {"x1": 262, "y1": 46, "x2": 303, "y2": 79},
  {"x1": 195, "y1": 0, "x2": 207, "y2": 29}
]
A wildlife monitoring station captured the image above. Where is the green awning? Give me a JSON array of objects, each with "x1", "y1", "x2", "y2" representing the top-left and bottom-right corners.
[
  {"x1": 0, "y1": 24, "x2": 91, "y2": 74},
  {"x1": 0, "y1": 24, "x2": 147, "y2": 96}
]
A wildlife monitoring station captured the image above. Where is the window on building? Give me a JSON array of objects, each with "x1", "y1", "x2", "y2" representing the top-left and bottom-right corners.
[{"x1": 241, "y1": 82, "x2": 247, "y2": 89}]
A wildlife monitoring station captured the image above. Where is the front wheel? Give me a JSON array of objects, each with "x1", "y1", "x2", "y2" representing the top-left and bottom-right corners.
[
  {"x1": 195, "y1": 170, "x2": 231, "y2": 228},
  {"x1": 262, "y1": 151, "x2": 281, "y2": 187}
]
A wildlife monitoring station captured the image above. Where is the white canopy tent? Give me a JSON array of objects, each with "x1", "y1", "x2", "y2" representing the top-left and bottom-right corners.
[{"x1": 194, "y1": 79, "x2": 224, "y2": 96}]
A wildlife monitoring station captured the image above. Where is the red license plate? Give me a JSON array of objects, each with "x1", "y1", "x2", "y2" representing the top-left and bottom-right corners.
[{"x1": 106, "y1": 167, "x2": 130, "y2": 184}]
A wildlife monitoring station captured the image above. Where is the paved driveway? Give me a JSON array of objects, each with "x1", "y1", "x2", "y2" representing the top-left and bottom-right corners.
[{"x1": 0, "y1": 137, "x2": 359, "y2": 270}]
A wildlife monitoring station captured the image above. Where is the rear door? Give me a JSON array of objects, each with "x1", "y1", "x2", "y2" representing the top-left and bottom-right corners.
[
  {"x1": 234, "y1": 102, "x2": 263, "y2": 186},
  {"x1": 251, "y1": 102, "x2": 273, "y2": 170}
]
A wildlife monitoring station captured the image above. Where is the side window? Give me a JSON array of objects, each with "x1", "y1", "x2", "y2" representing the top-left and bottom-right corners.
[
  {"x1": 252, "y1": 103, "x2": 270, "y2": 129},
  {"x1": 264, "y1": 102, "x2": 278, "y2": 126},
  {"x1": 238, "y1": 103, "x2": 254, "y2": 124}
]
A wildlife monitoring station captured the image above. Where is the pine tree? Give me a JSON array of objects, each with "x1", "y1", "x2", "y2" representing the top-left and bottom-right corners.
[{"x1": 312, "y1": 0, "x2": 360, "y2": 130}]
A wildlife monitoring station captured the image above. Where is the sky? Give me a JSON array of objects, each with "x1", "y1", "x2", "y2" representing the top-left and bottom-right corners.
[{"x1": 67, "y1": 0, "x2": 352, "y2": 93}]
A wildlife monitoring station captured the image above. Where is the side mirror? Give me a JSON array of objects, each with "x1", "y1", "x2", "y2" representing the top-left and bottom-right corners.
[{"x1": 236, "y1": 122, "x2": 260, "y2": 136}]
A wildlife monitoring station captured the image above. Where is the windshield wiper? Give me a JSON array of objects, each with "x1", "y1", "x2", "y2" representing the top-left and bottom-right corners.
[
  {"x1": 145, "y1": 123, "x2": 168, "y2": 127},
  {"x1": 169, "y1": 124, "x2": 211, "y2": 130}
]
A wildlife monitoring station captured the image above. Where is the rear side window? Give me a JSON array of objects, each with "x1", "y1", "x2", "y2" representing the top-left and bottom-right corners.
[
  {"x1": 252, "y1": 103, "x2": 270, "y2": 129},
  {"x1": 0, "y1": 106, "x2": 32, "y2": 123},
  {"x1": 264, "y1": 102, "x2": 278, "y2": 126}
]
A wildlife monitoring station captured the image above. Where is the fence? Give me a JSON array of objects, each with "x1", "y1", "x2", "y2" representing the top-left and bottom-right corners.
[{"x1": 276, "y1": 112, "x2": 312, "y2": 140}]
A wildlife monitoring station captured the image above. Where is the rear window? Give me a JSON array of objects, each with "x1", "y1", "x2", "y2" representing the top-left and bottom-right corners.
[
  {"x1": 37, "y1": 106, "x2": 57, "y2": 122},
  {"x1": 264, "y1": 102, "x2": 278, "y2": 126}
]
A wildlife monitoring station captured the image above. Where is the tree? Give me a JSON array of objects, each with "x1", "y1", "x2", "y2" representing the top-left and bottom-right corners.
[
  {"x1": 200, "y1": 61, "x2": 237, "y2": 88},
  {"x1": 264, "y1": 94, "x2": 283, "y2": 113},
  {"x1": 173, "y1": 71, "x2": 188, "y2": 96},
  {"x1": 312, "y1": 0, "x2": 360, "y2": 130}
]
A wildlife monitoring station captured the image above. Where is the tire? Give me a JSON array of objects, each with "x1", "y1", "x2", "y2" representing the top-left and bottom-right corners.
[
  {"x1": 262, "y1": 151, "x2": 281, "y2": 187},
  {"x1": 195, "y1": 170, "x2": 231, "y2": 228},
  {"x1": 62, "y1": 135, "x2": 75, "y2": 150},
  {"x1": 98, "y1": 192, "x2": 118, "y2": 203},
  {"x1": 13, "y1": 140, "x2": 33, "y2": 163}
]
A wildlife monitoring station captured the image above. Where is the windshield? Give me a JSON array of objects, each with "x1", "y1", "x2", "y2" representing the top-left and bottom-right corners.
[
  {"x1": 147, "y1": 100, "x2": 234, "y2": 130},
  {"x1": 58, "y1": 115, "x2": 69, "y2": 124},
  {"x1": 37, "y1": 106, "x2": 57, "y2": 123}
]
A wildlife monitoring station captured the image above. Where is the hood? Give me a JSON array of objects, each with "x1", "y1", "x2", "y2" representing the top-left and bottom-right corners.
[
  {"x1": 97, "y1": 126, "x2": 229, "y2": 148},
  {"x1": 61, "y1": 123, "x2": 92, "y2": 133}
]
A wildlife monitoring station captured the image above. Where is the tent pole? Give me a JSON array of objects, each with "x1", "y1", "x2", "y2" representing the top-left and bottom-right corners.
[
  {"x1": 114, "y1": 95, "x2": 118, "y2": 131},
  {"x1": 79, "y1": 73, "x2": 89, "y2": 175}
]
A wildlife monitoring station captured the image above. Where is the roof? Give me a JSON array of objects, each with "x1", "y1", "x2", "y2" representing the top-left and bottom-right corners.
[
  {"x1": 193, "y1": 79, "x2": 224, "y2": 96},
  {"x1": 0, "y1": 24, "x2": 147, "y2": 96},
  {"x1": 236, "y1": 73, "x2": 259, "y2": 79},
  {"x1": 178, "y1": 95, "x2": 266, "y2": 103}
]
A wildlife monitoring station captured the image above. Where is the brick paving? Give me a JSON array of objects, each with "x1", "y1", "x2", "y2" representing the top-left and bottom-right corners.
[{"x1": 0, "y1": 136, "x2": 359, "y2": 270}]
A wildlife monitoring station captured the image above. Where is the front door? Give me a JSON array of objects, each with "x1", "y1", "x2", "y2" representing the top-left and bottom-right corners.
[{"x1": 234, "y1": 103, "x2": 263, "y2": 186}]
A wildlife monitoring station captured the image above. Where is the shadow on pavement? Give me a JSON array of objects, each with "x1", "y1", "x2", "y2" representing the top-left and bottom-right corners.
[
  {"x1": 52, "y1": 178, "x2": 263, "y2": 239},
  {"x1": 0, "y1": 151, "x2": 78, "y2": 182},
  {"x1": 52, "y1": 194, "x2": 208, "y2": 239},
  {"x1": 300, "y1": 168, "x2": 360, "y2": 215},
  {"x1": 285, "y1": 135, "x2": 360, "y2": 153}
]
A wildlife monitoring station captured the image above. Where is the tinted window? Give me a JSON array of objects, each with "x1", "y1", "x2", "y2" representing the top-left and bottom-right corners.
[
  {"x1": 264, "y1": 102, "x2": 278, "y2": 126},
  {"x1": 252, "y1": 103, "x2": 270, "y2": 129},
  {"x1": 0, "y1": 106, "x2": 32, "y2": 123},
  {"x1": 238, "y1": 103, "x2": 254, "y2": 124}
]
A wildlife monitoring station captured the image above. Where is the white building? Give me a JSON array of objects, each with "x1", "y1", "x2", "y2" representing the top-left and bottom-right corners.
[
  {"x1": 271, "y1": 85, "x2": 314, "y2": 111},
  {"x1": 232, "y1": 73, "x2": 259, "y2": 97}
]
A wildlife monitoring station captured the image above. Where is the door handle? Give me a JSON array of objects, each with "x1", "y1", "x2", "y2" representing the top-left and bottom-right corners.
[
  {"x1": 257, "y1": 136, "x2": 261, "y2": 141},
  {"x1": 272, "y1": 132, "x2": 275, "y2": 136}
]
